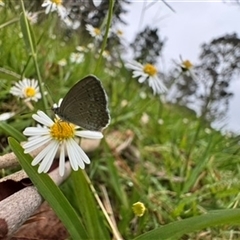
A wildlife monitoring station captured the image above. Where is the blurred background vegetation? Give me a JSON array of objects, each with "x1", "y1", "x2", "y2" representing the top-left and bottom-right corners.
[{"x1": 1, "y1": 0, "x2": 240, "y2": 239}]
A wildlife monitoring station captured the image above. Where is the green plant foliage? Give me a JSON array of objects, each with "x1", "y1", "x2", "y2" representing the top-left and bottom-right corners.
[
  {"x1": 8, "y1": 137, "x2": 88, "y2": 239},
  {"x1": 1, "y1": 0, "x2": 240, "y2": 239}
]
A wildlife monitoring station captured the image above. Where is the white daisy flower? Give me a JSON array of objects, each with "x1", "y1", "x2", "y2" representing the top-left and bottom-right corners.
[
  {"x1": 180, "y1": 59, "x2": 197, "y2": 80},
  {"x1": 42, "y1": 0, "x2": 67, "y2": 20},
  {"x1": 180, "y1": 59, "x2": 193, "y2": 72},
  {"x1": 174, "y1": 57, "x2": 196, "y2": 78},
  {"x1": 125, "y1": 60, "x2": 167, "y2": 95},
  {"x1": 86, "y1": 24, "x2": 102, "y2": 41},
  {"x1": 69, "y1": 52, "x2": 85, "y2": 64},
  {"x1": 10, "y1": 78, "x2": 41, "y2": 102},
  {"x1": 23, "y1": 110, "x2": 103, "y2": 176}
]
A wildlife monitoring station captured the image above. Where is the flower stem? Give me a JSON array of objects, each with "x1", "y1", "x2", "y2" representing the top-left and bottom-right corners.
[
  {"x1": 94, "y1": 0, "x2": 115, "y2": 74},
  {"x1": 20, "y1": 0, "x2": 48, "y2": 113}
]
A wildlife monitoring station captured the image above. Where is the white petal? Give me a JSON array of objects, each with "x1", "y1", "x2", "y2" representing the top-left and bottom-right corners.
[
  {"x1": 33, "y1": 110, "x2": 54, "y2": 126},
  {"x1": 34, "y1": 92, "x2": 42, "y2": 99},
  {"x1": 76, "y1": 130, "x2": 103, "y2": 139},
  {"x1": 45, "y1": 4, "x2": 51, "y2": 14},
  {"x1": 10, "y1": 87, "x2": 24, "y2": 97},
  {"x1": 31, "y1": 140, "x2": 58, "y2": 166},
  {"x1": 93, "y1": 0, "x2": 102, "y2": 7},
  {"x1": 66, "y1": 139, "x2": 90, "y2": 170},
  {"x1": 0, "y1": 112, "x2": 15, "y2": 121},
  {"x1": 23, "y1": 126, "x2": 49, "y2": 136},
  {"x1": 66, "y1": 139, "x2": 80, "y2": 170},
  {"x1": 59, "y1": 144, "x2": 66, "y2": 176},
  {"x1": 125, "y1": 61, "x2": 143, "y2": 70},
  {"x1": 138, "y1": 75, "x2": 147, "y2": 83},
  {"x1": 32, "y1": 79, "x2": 38, "y2": 88},
  {"x1": 57, "y1": 5, "x2": 67, "y2": 19},
  {"x1": 132, "y1": 71, "x2": 145, "y2": 78},
  {"x1": 71, "y1": 140, "x2": 90, "y2": 165},
  {"x1": 38, "y1": 141, "x2": 59, "y2": 173},
  {"x1": 23, "y1": 135, "x2": 51, "y2": 153},
  {"x1": 150, "y1": 76, "x2": 167, "y2": 94},
  {"x1": 38, "y1": 142, "x2": 59, "y2": 173},
  {"x1": 41, "y1": 1, "x2": 49, "y2": 7}
]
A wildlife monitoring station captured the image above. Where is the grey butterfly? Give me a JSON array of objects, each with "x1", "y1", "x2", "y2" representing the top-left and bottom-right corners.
[{"x1": 52, "y1": 75, "x2": 110, "y2": 131}]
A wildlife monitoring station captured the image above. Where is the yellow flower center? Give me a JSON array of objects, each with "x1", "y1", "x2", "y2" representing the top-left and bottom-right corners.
[
  {"x1": 51, "y1": 0, "x2": 62, "y2": 5},
  {"x1": 25, "y1": 87, "x2": 36, "y2": 98},
  {"x1": 50, "y1": 120, "x2": 75, "y2": 141},
  {"x1": 94, "y1": 28, "x2": 101, "y2": 35},
  {"x1": 132, "y1": 202, "x2": 146, "y2": 217},
  {"x1": 182, "y1": 60, "x2": 193, "y2": 70},
  {"x1": 143, "y1": 64, "x2": 157, "y2": 76}
]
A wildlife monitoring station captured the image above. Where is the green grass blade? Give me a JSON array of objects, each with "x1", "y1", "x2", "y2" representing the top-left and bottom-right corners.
[
  {"x1": 72, "y1": 171, "x2": 111, "y2": 240},
  {"x1": 8, "y1": 137, "x2": 88, "y2": 239},
  {"x1": 134, "y1": 209, "x2": 240, "y2": 240},
  {"x1": 19, "y1": 12, "x2": 36, "y2": 53},
  {"x1": 0, "y1": 122, "x2": 26, "y2": 142},
  {"x1": 182, "y1": 136, "x2": 213, "y2": 193},
  {"x1": 106, "y1": 158, "x2": 129, "y2": 208}
]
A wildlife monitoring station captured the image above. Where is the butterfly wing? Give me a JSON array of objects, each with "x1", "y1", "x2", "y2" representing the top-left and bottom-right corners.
[{"x1": 56, "y1": 75, "x2": 110, "y2": 131}]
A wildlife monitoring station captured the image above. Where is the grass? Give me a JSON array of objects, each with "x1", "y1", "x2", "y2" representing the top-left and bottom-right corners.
[{"x1": 1, "y1": 1, "x2": 240, "y2": 239}]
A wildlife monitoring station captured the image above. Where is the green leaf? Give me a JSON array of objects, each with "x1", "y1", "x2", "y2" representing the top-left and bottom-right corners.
[
  {"x1": 72, "y1": 171, "x2": 111, "y2": 240},
  {"x1": 183, "y1": 137, "x2": 213, "y2": 193},
  {"x1": 134, "y1": 209, "x2": 240, "y2": 240},
  {"x1": 8, "y1": 137, "x2": 88, "y2": 240},
  {"x1": 106, "y1": 157, "x2": 129, "y2": 208},
  {"x1": 0, "y1": 122, "x2": 26, "y2": 142}
]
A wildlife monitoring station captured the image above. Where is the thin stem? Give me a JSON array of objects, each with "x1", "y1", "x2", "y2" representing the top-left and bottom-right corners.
[
  {"x1": 83, "y1": 171, "x2": 123, "y2": 240},
  {"x1": 20, "y1": 0, "x2": 48, "y2": 113},
  {"x1": 0, "y1": 17, "x2": 19, "y2": 29},
  {"x1": 94, "y1": 0, "x2": 115, "y2": 74},
  {"x1": 0, "y1": 67, "x2": 21, "y2": 79}
]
